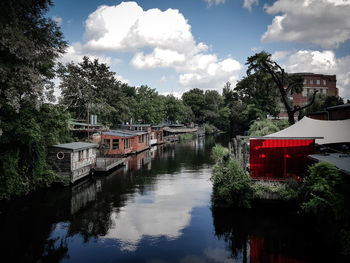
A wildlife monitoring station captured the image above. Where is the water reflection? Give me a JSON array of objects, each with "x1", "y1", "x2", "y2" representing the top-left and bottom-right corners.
[
  {"x1": 212, "y1": 207, "x2": 340, "y2": 263},
  {"x1": 1, "y1": 134, "x2": 342, "y2": 263}
]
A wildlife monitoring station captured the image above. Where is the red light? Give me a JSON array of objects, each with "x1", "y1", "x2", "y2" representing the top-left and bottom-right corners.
[
  {"x1": 259, "y1": 154, "x2": 266, "y2": 158},
  {"x1": 285, "y1": 154, "x2": 291, "y2": 158}
]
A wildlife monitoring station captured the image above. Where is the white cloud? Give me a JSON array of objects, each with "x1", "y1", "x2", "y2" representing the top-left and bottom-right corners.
[
  {"x1": 100, "y1": 169, "x2": 212, "y2": 251},
  {"x1": 204, "y1": 0, "x2": 226, "y2": 6},
  {"x1": 52, "y1": 16, "x2": 62, "y2": 26},
  {"x1": 243, "y1": 0, "x2": 259, "y2": 11},
  {"x1": 262, "y1": 0, "x2": 350, "y2": 48},
  {"x1": 83, "y1": 2, "x2": 201, "y2": 54},
  {"x1": 282, "y1": 50, "x2": 350, "y2": 99},
  {"x1": 59, "y1": 43, "x2": 112, "y2": 66},
  {"x1": 160, "y1": 91, "x2": 182, "y2": 99},
  {"x1": 271, "y1": 50, "x2": 290, "y2": 61},
  {"x1": 80, "y1": 2, "x2": 241, "y2": 92},
  {"x1": 160, "y1": 76, "x2": 167, "y2": 83},
  {"x1": 116, "y1": 75, "x2": 129, "y2": 84},
  {"x1": 131, "y1": 48, "x2": 186, "y2": 69}
]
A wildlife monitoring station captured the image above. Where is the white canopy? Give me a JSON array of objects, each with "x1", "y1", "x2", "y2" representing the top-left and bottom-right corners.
[{"x1": 265, "y1": 117, "x2": 350, "y2": 145}]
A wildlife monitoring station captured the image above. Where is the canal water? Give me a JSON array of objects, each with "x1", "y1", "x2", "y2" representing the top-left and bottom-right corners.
[{"x1": 0, "y1": 136, "x2": 344, "y2": 262}]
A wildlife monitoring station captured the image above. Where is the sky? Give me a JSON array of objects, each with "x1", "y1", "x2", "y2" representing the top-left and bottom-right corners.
[{"x1": 48, "y1": 0, "x2": 350, "y2": 99}]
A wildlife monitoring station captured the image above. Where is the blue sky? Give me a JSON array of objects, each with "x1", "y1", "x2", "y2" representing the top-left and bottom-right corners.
[{"x1": 48, "y1": 0, "x2": 350, "y2": 99}]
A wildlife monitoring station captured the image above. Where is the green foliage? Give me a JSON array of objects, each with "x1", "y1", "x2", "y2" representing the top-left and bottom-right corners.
[
  {"x1": 248, "y1": 119, "x2": 280, "y2": 136},
  {"x1": 301, "y1": 162, "x2": 344, "y2": 219},
  {"x1": 0, "y1": 0, "x2": 67, "y2": 112},
  {"x1": 246, "y1": 52, "x2": 305, "y2": 125},
  {"x1": 211, "y1": 144, "x2": 229, "y2": 164},
  {"x1": 204, "y1": 123, "x2": 216, "y2": 134},
  {"x1": 0, "y1": 0, "x2": 71, "y2": 199},
  {"x1": 235, "y1": 71, "x2": 280, "y2": 117},
  {"x1": 178, "y1": 133, "x2": 196, "y2": 141},
  {"x1": 251, "y1": 179, "x2": 300, "y2": 201},
  {"x1": 211, "y1": 145, "x2": 252, "y2": 208},
  {"x1": 182, "y1": 88, "x2": 206, "y2": 123},
  {"x1": 130, "y1": 85, "x2": 166, "y2": 124},
  {"x1": 0, "y1": 104, "x2": 71, "y2": 199},
  {"x1": 58, "y1": 56, "x2": 130, "y2": 125}
]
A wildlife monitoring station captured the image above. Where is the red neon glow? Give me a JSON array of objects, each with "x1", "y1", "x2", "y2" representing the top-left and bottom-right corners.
[{"x1": 250, "y1": 139, "x2": 314, "y2": 180}]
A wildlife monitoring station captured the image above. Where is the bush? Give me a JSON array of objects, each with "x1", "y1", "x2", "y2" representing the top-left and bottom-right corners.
[
  {"x1": 248, "y1": 119, "x2": 289, "y2": 136},
  {"x1": 178, "y1": 133, "x2": 196, "y2": 141},
  {"x1": 301, "y1": 162, "x2": 344, "y2": 219},
  {"x1": 211, "y1": 146, "x2": 252, "y2": 208}
]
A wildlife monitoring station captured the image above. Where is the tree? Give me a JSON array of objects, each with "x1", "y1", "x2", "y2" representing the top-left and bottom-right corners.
[
  {"x1": 164, "y1": 95, "x2": 194, "y2": 124},
  {"x1": 235, "y1": 71, "x2": 280, "y2": 117},
  {"x1": 0, "y1": 0, "x2": 67, "y2": 113},
  {"x1": 246, "y1": 52, "x2": 318, "y2": 125},
  {"x1": 130, "y1": 85, "x2": 166, "y2": 124},
  {"x1": 182, "y1": 88, "x2": 206, "y2": 123},
  {"x1": 0, "y1": 0, "x2": 69, "y2": 199},
  {"x1": 58, "y1": 56, "x2": 130, "y2": 125}
]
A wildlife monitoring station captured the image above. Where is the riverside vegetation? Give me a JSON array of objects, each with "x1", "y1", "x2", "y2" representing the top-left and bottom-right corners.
[{"x1": 211, "y1": 143, "x2": 350, "y2": 255}]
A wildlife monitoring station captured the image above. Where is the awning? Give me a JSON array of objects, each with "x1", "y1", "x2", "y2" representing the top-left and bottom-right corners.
[{"x1": 265, "y1": 117, "x2": 350, "y2": 145}]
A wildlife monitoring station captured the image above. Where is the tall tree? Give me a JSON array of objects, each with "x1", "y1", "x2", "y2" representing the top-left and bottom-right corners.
[
  {"x1": 0, "y1": 0, "x2": 69, "y2": 199},
  {"x1": 235, "y1": 71, "x2": 280, "y2": 117},
  {"x1": 0, "y1": 0, "x2": 67, "y2": 112},
  {"x1": 246, "y1": 52, "x2": 317, "y2": 125},
  {"x1": 130, "y1": 85, "x2": 166, "y2": 124},
  {"x1": 182, "y1": 88, "x2": 206, "y2": 123},
  {"x1": 58, "y1": 56, "x2": 130, "y2": 125}
]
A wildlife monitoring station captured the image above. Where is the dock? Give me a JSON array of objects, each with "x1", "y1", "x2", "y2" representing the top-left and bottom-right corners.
[{"x1": 96, "y1": 157, "x2": 125, "y2": 172}]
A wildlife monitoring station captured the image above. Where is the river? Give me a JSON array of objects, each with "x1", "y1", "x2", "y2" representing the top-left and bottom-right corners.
[{"x1": 0, "y1": 135, "x2": 344, "y2": 262}]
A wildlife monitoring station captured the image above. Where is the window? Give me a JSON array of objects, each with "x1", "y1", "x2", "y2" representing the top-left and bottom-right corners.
[
  {"x1": 124, "y1": 139, "x2": 129, "y2": 149},
  {"x1": 79, "y1": 150, "x2": 83, "y2": 161},
  {"x1": 323, "y1": 80, "x2": 326, "y2": 85},
  {"x1": 302, "y1": 88, "x2": 307, "y2": 97},
  {"x1": 104, "y1": 138, "x2": 111, "y2": 149},
  {"x1": 87, "y1": 149, "x2": 89, "y2": 159},
  {"x1": 310, "y1": 79, "x2": 313, "y2": 84},
  {"x1": 303, "y1": 79, "x2": 307, "y2": 84},
  {"x1": 139, "y1": 135, "x2": 141, "y2": 143},
  {"x1": 112, "y1": 139, "x2": 119, "y2": 149},
  {"x1": 317, "y1": 79, "x2": 320, "y2": 85},
  {"x1": 142, "y1": 134, "x2": 144, "y2": 143},
  {"x1": 57, "y1": 152, "x2": 64, "y2": 160}
]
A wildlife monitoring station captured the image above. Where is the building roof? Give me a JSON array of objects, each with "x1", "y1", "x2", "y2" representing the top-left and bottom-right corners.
[
  {"x1": 309, "y1": 153, "x2": 350, "y2": 175},
  {"x1": 69, "y1": 121, "x2": 103, "y2": 127},
  {"x1": 52, "y1": 142, "x2": 98, "y2": 151},
  {"x1": 326, "y1": 103, "x2": 350, "y2": 111},
  {"x1": 103, "y1": 129, "x2": 147, "y2": 137},
  {"x1": 265, "y1": 117, "x2": 350, "y2": 145}
]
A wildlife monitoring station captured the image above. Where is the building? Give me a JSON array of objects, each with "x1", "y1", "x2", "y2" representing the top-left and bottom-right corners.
[
  {"x1": 280, "y1": 73, "x2": 338, "y2": 118},
  {"x1": 101, "y1": 129, "x2": 150, "y2": 156},
  {"x1": 308, "y1": 103, "x2": 350, "y2": 120},
  {"x1": 47, "y1": 142, "x2": 98, "y2": 184}
]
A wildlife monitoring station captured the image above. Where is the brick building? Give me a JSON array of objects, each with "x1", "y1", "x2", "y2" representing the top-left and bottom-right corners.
[{"x1": 279, "y1": 73, "x2": 338, "y2": 118}]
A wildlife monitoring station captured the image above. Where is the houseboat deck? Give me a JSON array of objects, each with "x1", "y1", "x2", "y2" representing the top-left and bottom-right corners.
[{"x1": 96, "y1": 157, "x2": 125, "y2": 172}]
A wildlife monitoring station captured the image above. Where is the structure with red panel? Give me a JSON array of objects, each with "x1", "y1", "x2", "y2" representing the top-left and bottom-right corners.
[{"x1": 249, "y1": 138, "x2": 315, "y2": 181}]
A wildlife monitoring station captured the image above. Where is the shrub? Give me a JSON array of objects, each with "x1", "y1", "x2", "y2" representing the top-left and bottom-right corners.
[
  {"x1": 301, "y1": 162, "x2": 344, "y2": 219},
  {"x1": 211, "y1": 151, "x2": 252, "y2": 208}
]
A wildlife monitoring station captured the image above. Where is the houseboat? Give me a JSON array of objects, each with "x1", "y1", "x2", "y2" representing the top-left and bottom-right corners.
[
  {"x1": 101, "y1": 129, "x2": 150, "y2": 156},
  {"x1": 47, "y1": 142, "x2": 98, "y2": 184},
  {"x1": 151, "y1": 125, "x2": 164, "y2": 145}
]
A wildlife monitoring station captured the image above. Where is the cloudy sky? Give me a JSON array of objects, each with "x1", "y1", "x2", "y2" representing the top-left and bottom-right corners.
[{"x1": 49, "y1": 0, "x2": 350, "y2": 99}]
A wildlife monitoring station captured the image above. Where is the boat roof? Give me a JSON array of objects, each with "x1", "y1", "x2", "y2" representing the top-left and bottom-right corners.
[{"x1": 52, "y1": 142, "x2": 98, "y2": 151}]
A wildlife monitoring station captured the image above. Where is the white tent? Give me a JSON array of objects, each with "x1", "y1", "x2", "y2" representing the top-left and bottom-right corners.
[{"x1": 265, "y1": 117, "x2": 350, "y2": 145}]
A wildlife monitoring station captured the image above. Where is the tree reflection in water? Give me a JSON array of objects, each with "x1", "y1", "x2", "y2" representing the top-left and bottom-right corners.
[{"x1": 212, "y1": 206, "x2": 341, "y2": 263}]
